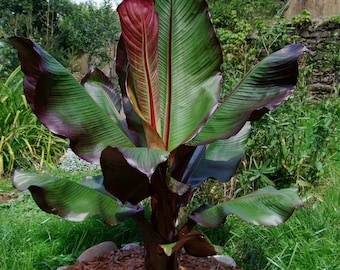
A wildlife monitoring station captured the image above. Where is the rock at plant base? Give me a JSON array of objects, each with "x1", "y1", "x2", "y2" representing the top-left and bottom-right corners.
[
  {"x1": 121, "y1": 242, "x2": 140, "y2": 250},
  {"x1": 213, "y1": 255, "x2": 237, "y2": 268},
  {"x1": 77, "y1": 241, "x2": 118, "y2": 263},
  {"x1": 67, "y1": 244, "x2": 243, "y2": 269}
]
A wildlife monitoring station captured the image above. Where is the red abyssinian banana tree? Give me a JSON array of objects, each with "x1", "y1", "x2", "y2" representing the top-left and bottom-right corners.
[{"x1": 8, "y1": 0, "x2": 308, "y2": 269}]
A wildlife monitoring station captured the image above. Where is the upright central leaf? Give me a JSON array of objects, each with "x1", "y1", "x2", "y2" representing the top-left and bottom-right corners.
[
  {"x1": 118, "y1": 0, "x2": 161, "y2": 134},
  {"x1": 155, "y1": 0, "x2": 223, "y2": 151}
]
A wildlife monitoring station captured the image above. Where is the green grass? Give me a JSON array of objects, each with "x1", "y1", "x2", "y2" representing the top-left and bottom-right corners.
[
  {"x1": 219, "y1": 178, "x2": 340, "y2": 269},
  {"x1": 1, "y1": 161, "x2": 339, "y2": 269},
  {"x1": 0, "y1": 67, "x2": 67, "y2": 176},
  {"x1": 0, "y1": 172, "x2": 141, "y2": 270}
]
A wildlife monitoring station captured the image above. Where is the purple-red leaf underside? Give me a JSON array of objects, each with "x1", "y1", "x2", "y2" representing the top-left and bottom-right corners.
[
  {"x1": 118, "y1": 0, "x2": 161, "y2": 134},
  {"x1": 8, "y1": 37, "x2": 134, "y2": 163}
]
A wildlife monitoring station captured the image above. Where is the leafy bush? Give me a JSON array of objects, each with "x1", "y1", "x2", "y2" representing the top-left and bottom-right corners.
[
  {"x1": 0, "y1": 67, "x2": 67, "y2": 175},
  {"x1": 207, "y1": 0, "x2": 294, "y2": 97},
  {"x1": 237, "y1": 78, "x2": 340, "y2": 193},
  {"x1": 291, "y1": 10, "x2": 312, "y2": 28},
  {"x1": 0, "y1": 41, "x2": 19, "y2": 79},
  {"x1": 207, "y1": 1, "x2": 339, "y2": 195}
]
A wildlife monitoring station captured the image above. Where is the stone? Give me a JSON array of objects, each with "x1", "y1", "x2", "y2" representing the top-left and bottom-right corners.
[
  {"x1": 213, "y1": 255, "x2": 237, "y2": 268},
  {"x1": 300, "y1": 30, "x2": 310, "y2": 38},
  {"x1": 121, "y1": 242, "x2": 140, "y2": 250},
  {"x1": 77, "y1": 241, "x2": 118, "y2": 263}
]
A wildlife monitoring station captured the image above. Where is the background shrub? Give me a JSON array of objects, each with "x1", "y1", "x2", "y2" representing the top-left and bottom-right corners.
[{"x1": 0, "y1": 67, "x2": 67, "y2": 176}]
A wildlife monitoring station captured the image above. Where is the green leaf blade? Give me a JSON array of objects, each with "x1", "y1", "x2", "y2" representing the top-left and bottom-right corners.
[
  {"x1": 13, "y1": 170, "x2": 141, "y2": 225},
  {"x1": 190, "y1": 186, "x2": 303, "y2": 228},
  {"x1": 183, "y1": 122, "x2": 251, "y2": 187},
  {"x1": 8, "y1": 37, "x2": 134, "y2": 163},
  {"x1": 192, "y1": 44, "x2": 310, "y2": 144},
  {"x1": 155, "y1": 0, "x2": 223, "y2": 151},
  {"x1": 118, "y1": 147, "x2": 169, "y2": 179}
]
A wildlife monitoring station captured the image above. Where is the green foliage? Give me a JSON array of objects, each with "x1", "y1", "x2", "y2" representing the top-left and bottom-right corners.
[
  {"x1": 0, "y1": 42, "x2": 19, "y2": 79},
  {"x1": 207, "y1": 0, "x2": 293, "y2": 95},
  {"x1": 291, "y1": 10, "x2": 312, "y2": 28},
  {"x1": 0, "y1": 67, "x2": 67, "y2": 176},
  {"x1": 0, "y1": 0, "x2": 120, "y2": 72},
  {"x1": 223, "y1": 178, "x2": 340, "y2": 269},
  {"x1": 237, "y1": 80, "x2": 340, "y2": 194},
  {"x1": 58, "y1": 1, "x2": 120, "y2": 69},
  {"x1": 328, "y1": 15, "x2": 340, "y2": 24},
  {"x1": 207, "y1": 0, "x2": 284, "y2": 29},
  {"x1": 216, "y1": 13, "x2": 256, "y2": 81},
  {"x1": 0, "y1": 173, "x2": 141, "y2": 270}
]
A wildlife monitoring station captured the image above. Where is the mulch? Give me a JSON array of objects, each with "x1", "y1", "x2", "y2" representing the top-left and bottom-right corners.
[{"x1": 68, "y1": 246, "x2": 243, "y2": 270}]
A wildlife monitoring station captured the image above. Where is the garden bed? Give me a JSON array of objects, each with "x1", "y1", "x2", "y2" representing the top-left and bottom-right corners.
[{"x1": 68, "y1": 245, "x2": 242, "y2": 270}]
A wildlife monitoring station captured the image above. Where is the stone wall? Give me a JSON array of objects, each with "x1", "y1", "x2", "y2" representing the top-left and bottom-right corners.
[
  {"x1": 286, "y1": 0, "x2": 340, "y2": 20},
  {"x1": 293, "y1": 20, "x2": 340, "y2": 95}
]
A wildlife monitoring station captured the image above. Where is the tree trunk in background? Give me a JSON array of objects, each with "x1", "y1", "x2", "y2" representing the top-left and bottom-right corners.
[{"x1": 286, "y1": 0, "x2": 340, "y2": 19}]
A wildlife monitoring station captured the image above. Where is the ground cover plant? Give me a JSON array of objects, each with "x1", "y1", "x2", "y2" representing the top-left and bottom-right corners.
[
  {"x1": 0, "y1": 67, "x2": 66, "y2": 176},
  {"x1": 3, "y1": 0, "x2": 311, "y2": 269}
]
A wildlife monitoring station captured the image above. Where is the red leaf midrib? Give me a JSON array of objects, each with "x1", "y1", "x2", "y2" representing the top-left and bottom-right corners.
[
  {"x1": 164, "y1": 1, "x2": 173, "y2": 151},
  {"x1": 142, "y1": 22, "x2": 157, "y2": 130}
]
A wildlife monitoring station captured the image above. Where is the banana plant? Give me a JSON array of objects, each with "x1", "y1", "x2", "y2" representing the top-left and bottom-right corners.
[{"x1": 8, "y1": 0, "x2": 308, "y2": 269}]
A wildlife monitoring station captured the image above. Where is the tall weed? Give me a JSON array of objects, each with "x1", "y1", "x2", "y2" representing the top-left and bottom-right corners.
[
  {"x1": 237, "y1": 73, "x2": 340, "y2": 194},
  {"x1": 0, "y1": 67, "x2": 67, "y2": 175}
]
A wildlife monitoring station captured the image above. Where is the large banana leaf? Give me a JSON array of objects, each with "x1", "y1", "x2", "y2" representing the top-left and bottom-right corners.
[
  {"x1": 117, "y1": 0, "x2": 223, "y2": 151},
  {"x1": 100, "y1": 146, "x2": 169, "y2": 204},
  {"x1": 182, "y1": 122, "x2": 251, "y2": 187},
  {"x1": 160, "y1": 231, "x2": 223, "y2": 257},
  {"x1": 191, "y1": 44, "x2": 310, "y2": 144},
  {"x1": 13, "y1": 170, "x2": 142, "y2": 225},
  {"x1": 156, "y1": 0, "x2": 223, "y2": 150},
  {"x1": 189, "y1": 186, "x2": 303, "y2": 228},
  {"x1": 8, "y1": 37, "x2": 134, "y2": 164},
  {"x1": 117, "y1": 0, "x2": 161, "y2": 133}
]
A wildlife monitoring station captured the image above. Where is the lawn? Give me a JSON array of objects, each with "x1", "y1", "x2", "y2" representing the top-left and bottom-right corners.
[
  {"x1": 0, "y1": 171, "x2": 142, "y2": 270},
  {"x1": 0, "y1": 156, "x2": 339, "y2": 269}
]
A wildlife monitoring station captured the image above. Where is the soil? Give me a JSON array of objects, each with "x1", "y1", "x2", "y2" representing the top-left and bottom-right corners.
[
  {"x1": 0, "y1": 192, "x2": 18, "y2": 204},
  {"x1": 68, "y1": 246, "x2": 243, "y2": 270}
]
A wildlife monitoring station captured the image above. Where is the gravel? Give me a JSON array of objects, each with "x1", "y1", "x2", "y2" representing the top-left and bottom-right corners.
[{"x1": 59, "y1": 148, "x2": 100, "y2": 172}]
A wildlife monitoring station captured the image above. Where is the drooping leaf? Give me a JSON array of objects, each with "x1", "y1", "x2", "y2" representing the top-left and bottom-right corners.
[
  {"x1": 100, "y1": 147, "x2": 151, "y2": 204},
  {"x1": 182, "y1": 122, "x2": 251, "y2": 187},
  {"x1": 13, "y1": 170, "x2": 142, "y2": 225},
  {"x1": 117, "y1": 147, "x2": 169, "y2": 179},
  {"x1": 190, "y1": 186, "x2": 303, "y2": 228},
  {"x1": 159, "y1": 231, "x2": 222, "y2": 257},
  {"x1": 116, "y1": 36, "x2": 129, "y2": 96},
  {"x1": 169, "y1": 144, "x2": 197, "y2": 181},
  {"x1": 191, "y1": 44, "x2": 310, "y2": 144},
  {"x1": 81, "y1": 67, "x2": 124, "y2": 124},
  {"x1": 118, "y1": 0, "x2": 161, "y2": 134},
  {"x1": 167, "y1": 177, "x2": 190, "y2": 196},
  {"x1": 155, "y1": 0, "x2": 223, "y2": 151},
  {"x1": 80, "y1": 175, "x2": 115, "y2": 198},
  {"x1": 8, "y1": 37, "x2": 134, "y2": 163}
]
